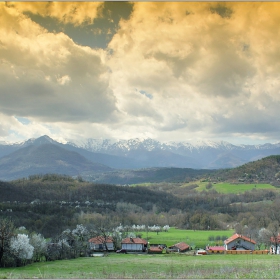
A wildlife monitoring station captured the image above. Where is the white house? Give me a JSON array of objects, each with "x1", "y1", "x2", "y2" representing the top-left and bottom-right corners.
[
  {"x1": 88, "y1": 236, "x2": 115, "y2": 251},
  {"x1": 270, "y1": 245, "x2": 280, "y2": 254},
  {"x1": 270, "y1": 234, "x2": 280, "y2": 254},
  {"x1": 121, "y1": 237, "x2": 147, "y2": 252},
  {"x1": 224, "y1": 233, "x2": 256, "y2": 251}
]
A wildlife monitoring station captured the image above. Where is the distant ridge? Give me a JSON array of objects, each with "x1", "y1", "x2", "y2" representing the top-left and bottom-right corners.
[{"x1": 0, "y1": 141, "x2": 112, "y2": 181}]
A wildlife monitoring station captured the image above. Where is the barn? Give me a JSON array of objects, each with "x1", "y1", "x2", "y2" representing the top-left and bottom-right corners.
[{"x1": 121, "y1": 237, "x2": 148, "y2": 252}]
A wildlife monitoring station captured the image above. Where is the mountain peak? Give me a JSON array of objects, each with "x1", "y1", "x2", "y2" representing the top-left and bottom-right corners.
[{"x1": 23, "y1": 135, "x2": 57, "y2": 146}]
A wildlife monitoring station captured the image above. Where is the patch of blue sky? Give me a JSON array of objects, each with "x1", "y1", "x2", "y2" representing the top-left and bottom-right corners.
[
  {"x1": 15, "y1": 116, "x2": 31, "y2": 125},
  {"x1": 24, "y1": 2, "x2": 133, "y2": 49},
  {"x1": 139, "y1": 90, "x2": 153, "y2": 100}
]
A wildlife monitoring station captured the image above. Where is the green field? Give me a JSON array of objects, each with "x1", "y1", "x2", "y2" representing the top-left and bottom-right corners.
[
  {"x1": 140, "y1": 228, "x2": 234, "y2": 248},
  {"x1": 1, "y1": 253, "x2": 280, "y2": 279},
  {"x1": 137, "y1": 181, "x2": 278, "y2": 195},
  {"x1": 193, "y1": 182, "x2": 276, "y2": 194}
]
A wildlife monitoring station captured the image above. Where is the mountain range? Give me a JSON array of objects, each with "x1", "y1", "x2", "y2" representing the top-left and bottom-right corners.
[
  {"x1": 67, "y1": 137, "x2": 280, "y2": 169},
  {"x1": 0, "y1": 135, "x2": 280, "y2": 181}
]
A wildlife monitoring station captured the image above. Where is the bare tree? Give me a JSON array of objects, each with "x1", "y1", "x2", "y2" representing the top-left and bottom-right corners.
[{"x1": 268, "y1": 221, "x2": 280, "y2": 254}]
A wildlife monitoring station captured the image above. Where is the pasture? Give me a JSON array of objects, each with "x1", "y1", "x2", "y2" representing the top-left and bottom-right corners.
[
  {"x1": 191, "y1": 182, "x2": 276, "y2": 194},
  {"x1": 140, "y1": 227, "x2": 234, "y2": 248},
  {"x1": 1, "y1": 253, "x2": 280, "y2": 279}
]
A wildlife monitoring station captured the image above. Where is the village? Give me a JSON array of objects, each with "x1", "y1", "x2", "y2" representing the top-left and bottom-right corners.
[{"x1": 88, "y1": 232, "x2": 279, "y2": 256}]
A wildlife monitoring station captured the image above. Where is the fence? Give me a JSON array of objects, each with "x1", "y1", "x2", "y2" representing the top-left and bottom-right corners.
[{"x1": 225, "y1": 250, "x2": 269, "y2": 255}]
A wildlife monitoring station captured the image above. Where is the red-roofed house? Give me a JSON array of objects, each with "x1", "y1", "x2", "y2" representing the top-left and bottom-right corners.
[
  {"x1": 168, "y1": 242, "x2": 190, "y2": 253},
  {"x1": 121, "y1": 237, "x2": 148, "y2": 252},
  {"x1": 88, "y1": 236, "x2": 115, "y2": 251},
  {"x1": 224, "y1": 233, "x2": 256, "y2": 251}
]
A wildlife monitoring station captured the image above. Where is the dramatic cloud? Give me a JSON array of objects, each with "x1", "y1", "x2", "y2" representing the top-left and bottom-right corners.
[
  {"x1": 1, "y1": 2, "x2": 280, "y2": 144},
  {"x1": 0, "y1": 3, "x2": 119, "y2": 125},
  {"x1": 107, "y1": 2, "x2": 280, "y2": 143},
  {"x1": 5, "y1": 2, "x2": 104, "y2": 25}
]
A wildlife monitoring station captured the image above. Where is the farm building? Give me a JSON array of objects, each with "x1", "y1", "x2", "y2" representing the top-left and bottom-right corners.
[
  {"x1": 168, "y1": 242, "x2": 190, "y2": 253},
  {"x1": 206, "y1": 246, "x2": 225, "y2": 254},
  {"x1": 121, "y1": 237, "x2": 148, "y2": 252},
  {"x1": 88, "y1": 236, "x2": 115, "y2": 251},
  {"x1": 224, "y1": 233, "x2": 256, "y2": 251},
  {"x1": 148, "y1": 245, "x2": 164, "y2": 254}
]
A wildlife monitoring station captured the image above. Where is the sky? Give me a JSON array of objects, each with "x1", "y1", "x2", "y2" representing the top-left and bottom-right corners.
[{"x1": 1, "y1": 2, "x2": 280, "y2": 145}]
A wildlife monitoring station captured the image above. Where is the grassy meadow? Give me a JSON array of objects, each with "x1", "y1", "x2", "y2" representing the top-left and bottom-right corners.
[
  {"x1": 1, "y1": 253, "x2": 280, "y2": 279},
  {"x1": 188, "y1": 182, "x2": 277, "y2": 194},
  {"x1": 140, "y1": 227, "x2": 234, "y2": 248},
  {"x1": 136, "y1": 181, "x2": 278, "y2": 195}
]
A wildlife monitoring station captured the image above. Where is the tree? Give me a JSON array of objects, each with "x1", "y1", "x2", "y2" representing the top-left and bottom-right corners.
[
  {"x1": 10, "y1": 234, "x2": 34, "y2": 266},
  {"x1": 71, "y1": 224, "x2": 89, "y2": 257},
  {"x1": 29, "y1": 233, "x2": 46, "y2": 262},
  {"x1": 163, "y1": 225, "x2": 170, "y2": 232},
  {"x1": 257, "y1": 228, "x2": 271, "y2": 250},
  {"x1": 0, "y1": 218, "x2": 15, "y2": 267},
  {"x1": 267, "y1": 221, "x2": 280, "y2": 254}
]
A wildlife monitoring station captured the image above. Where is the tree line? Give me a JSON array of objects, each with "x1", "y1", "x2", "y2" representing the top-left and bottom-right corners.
[{"x1": 0, "y1": 217, "x2": 172, "y2": 267}]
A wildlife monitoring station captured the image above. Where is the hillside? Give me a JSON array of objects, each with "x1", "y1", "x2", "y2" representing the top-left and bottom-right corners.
[
  {"x1": 210, "y1": 155, "x2": 280, "y2": 185},
  {"x1": 0, "y1": 143, "x2": 112, "y2": 180},
  {"x1": 0, "y1": 174, "x2": 279, "y2": 238},
  {"x1": 85, "y1": 167, "x2": 214, "y2": 185}
]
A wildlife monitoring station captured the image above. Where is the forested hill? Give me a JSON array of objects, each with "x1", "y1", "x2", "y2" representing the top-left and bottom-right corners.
[
  {"x1": 211, "y1": 155, "x2": 280, "y2": 185},
  {"x1": 0, "y1": 174, "x2": 179, "y2": 209}
]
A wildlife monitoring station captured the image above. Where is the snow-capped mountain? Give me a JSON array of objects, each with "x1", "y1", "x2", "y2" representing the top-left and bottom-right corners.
[
  {"x1": 66, "y1": 137, "x2": 280, "y2": 169},
  {"x1": 1, "y1": 135, "x2": 280, "y2": 171},
  {"x1": 67, "y1": 137, "x2": 280, "y2": 155}
]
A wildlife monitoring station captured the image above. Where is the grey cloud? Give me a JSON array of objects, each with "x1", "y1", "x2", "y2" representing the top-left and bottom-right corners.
[
  {"x1": 209, "y1": 4, "x2": 233, "y2": 19},
  {"x1": 209, "y1": 99, "x2": 280, "y2": 137},
  {"x1": 0, "y1": 61, "x2": 118, "y2": 123}
]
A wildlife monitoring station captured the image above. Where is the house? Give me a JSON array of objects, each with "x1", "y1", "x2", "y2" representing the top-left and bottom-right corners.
[
  {"x1": 270, "y1": 245, "x2": 280, "y2": 254},
  {"x1": 270, "y1": 234, "x2": 280, "y2": 254},
  {"x1": 88, "y1": 236, "x2": 115, "y2": 251},
  {"x1": 168, "y1": 242, "x2": 190, "y2": 253},
  {"x1": 224, "y1": 233, "x2": 256, "y2": 251},
  {"x1": 121, "y1": 237, "x2": 147, "y2": 252}
]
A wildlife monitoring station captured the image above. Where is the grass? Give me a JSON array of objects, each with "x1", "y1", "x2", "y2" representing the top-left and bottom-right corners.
[
  {"x1": 1, "y1": 253, "x2": 280, "y2": 279},
  {"x1": 140, "y1": 228, "x2": 234, "y2": 248},
  {"x1": 187, "y1": 182, "x2": 276, "y2": 194},
  {"x1": 136, "y1": 181, "x2": 278, "y2": 195}
]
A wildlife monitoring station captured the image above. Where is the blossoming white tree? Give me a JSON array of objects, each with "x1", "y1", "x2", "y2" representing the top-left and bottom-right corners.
[
  {"x1": 10, "y1": 234, "x2": 34, "y2": 264},
  {"x1": 163, "y1": 225, "x2": 170, "y2": 232}
]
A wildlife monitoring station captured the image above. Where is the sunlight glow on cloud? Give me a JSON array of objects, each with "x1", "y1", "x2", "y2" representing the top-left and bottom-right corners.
[{"x1": 1, "y1": 2, "x2": 280, "y2": 144}]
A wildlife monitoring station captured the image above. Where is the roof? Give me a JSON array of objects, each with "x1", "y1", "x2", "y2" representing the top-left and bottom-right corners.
[
  {"x1": 149, "y1": 247, "x2": 163, "y2": 252},
  {"x1": 224, "y1": 233, "x2": 256, "y2": 245},
  {"x1": 207, "y1": 246, "x2": 225, "y2": 251},
  {"x1": 169, "y1": 242, "x2": 190, "y2": 251},
  {"x1": 121, "y1": 237, "x2": 147, "y2": 245},
  {"x1": 88, "y1": 236, "x2": 114, "y2": 244}
]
